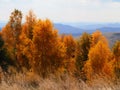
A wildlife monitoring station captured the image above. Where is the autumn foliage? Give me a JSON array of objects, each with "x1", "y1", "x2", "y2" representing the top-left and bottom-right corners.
[
  {"x1": 84, "y1": 31, "x2": 114, "y2": 80},
  {"x1": 62, "y1": 35, "x2": 76, "y2": 75},
  {"x1": 0, "y1": 9, "x2": 119, "y2": 82}
]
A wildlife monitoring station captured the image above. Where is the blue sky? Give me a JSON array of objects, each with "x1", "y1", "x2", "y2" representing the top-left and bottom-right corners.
[{"x1": 0, "y1": 0, "x2": 120, "y2": 23}]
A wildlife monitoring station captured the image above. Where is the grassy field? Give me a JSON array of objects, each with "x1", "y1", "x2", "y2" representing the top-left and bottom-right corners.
[{"x1": 0, "y1": 72, "x2": 119, "y2": 90}]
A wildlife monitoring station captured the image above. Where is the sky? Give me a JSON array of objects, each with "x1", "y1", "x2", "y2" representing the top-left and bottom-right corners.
[{"x1": 0, "y1": 0, "x2": 120, "y2": 23}]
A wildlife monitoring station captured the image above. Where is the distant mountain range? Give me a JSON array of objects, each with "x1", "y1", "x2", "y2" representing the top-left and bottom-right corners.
[
  {"x1": 0, "y1": 22, "x2": 6, "y2": 30},
  {"x1": 103, "y1": 32, "x2": 120, "y2": 47},
  {"x1": 54, "y1": 23, "x2": 120, "y2": 37},
  {"x1": 54, "y1": 23, "x2": 92, "y2": 36},
  {"x1": 0, "y1": 22, "x2": 120, "y2": 35},
  {"x1": 63, "y1": 22, "x2": 120, "y2": 30}
]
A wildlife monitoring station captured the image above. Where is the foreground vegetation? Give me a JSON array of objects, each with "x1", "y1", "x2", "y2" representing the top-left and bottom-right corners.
[
  {"x1": 0, "y1": 9, "x2": 120, "y2": 89},
  {"x1": 0, "y1": 72, "x2": 120, "y2": 90}
]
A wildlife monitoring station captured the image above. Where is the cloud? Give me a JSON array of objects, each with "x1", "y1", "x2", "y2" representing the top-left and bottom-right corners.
[
  {"x1": 1, "y1": 0, "x2": 11, "y2": 3},
  {"x1": 108, "y1": 1, "x2": 120, "y2": 8},
  {"x1": 0, "y1": 0, "x2": 120, "y2": 22}
]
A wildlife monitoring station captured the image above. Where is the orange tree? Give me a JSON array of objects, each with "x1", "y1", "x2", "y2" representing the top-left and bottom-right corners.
[
  {"x1": 62, "y1": 35, "x2": 76, "y2": 75},
  {"x1": 84, "y1": 31, "x2": 114, "y2": 80},
  {"x1": 112, "y1": 40, "x2": 120, "y2": 79},
  {"x1": 1, "y1": 9, "x2": 22, "y2": 70},
  {"x1": 32, "y1": 19, "x2": 66, "y2": 77}
]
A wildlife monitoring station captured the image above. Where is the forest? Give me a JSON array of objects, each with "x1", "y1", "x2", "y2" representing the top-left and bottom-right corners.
[{"x1": 0, "y1": 9, "x2": 120, "y2": 90}]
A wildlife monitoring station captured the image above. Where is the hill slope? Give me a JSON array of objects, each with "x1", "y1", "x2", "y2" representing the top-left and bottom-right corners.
[{"x1": 104, "y1": 32, "x2": 120, "y2": 47}]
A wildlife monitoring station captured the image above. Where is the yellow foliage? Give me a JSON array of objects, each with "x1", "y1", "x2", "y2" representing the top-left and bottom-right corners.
[
  {"x1": 62, "y1": 35, "x2": 76, "y2": 75},
  {"x1": 32, "y1": 19, "x2": 66, "y2": 77},
  {"x1": 91, "y1": 30, "x2": 108, "y2": 47},
  {"x1": 84, "y1": 40, "x2": 113, "y2": 80},
  {"x1": 102, "y1": 60, "x2": 115, "y2": 78}
]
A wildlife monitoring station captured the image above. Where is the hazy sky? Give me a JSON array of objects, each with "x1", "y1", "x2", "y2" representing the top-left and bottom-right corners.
[{"x1": 0, "y1": 0, "x2": 120, "y2": 23}]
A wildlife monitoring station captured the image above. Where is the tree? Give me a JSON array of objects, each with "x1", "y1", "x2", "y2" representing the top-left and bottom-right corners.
[
  {"x1": 63, "y1": 35, "x2": 76, "y2": 75},
  {"x1": 91, "y1": 30, "x2": 107, "y2": 47},
  {"x1": 22, "y1": 10, "x2": 36, "y2": 39},
  {"x1": 112, "y1": 40, "x2": 120, "y2": 79},
  {"x1": 0, "y1": 32, "x2": 13, "y2": 72},
  {"x1": 84, "y1": 41, "x2": 113, "y2": 80},
  {"x1": 32, "y1": 19, "x2": 66, "y2": 77},
  {"x1": 17, "y1": 32, "x2": 33, "y2": 70},
  {"x1": 76, "y1": 32, "x2": 91, "y2": 72},
  {"x1": 2, "y1": 9, "x2": 22, "y2": 69},
  {"x1": 16, "y1": 11, "x2": 36, "y2": 70},
  {"x1": 113, "y1": 40, "x2": 120, "y2": 60}
]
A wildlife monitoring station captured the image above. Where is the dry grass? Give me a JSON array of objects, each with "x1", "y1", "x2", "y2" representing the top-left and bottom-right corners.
[{"x1": 0, "y1": 72, "x2": 120, "y2": 90}]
